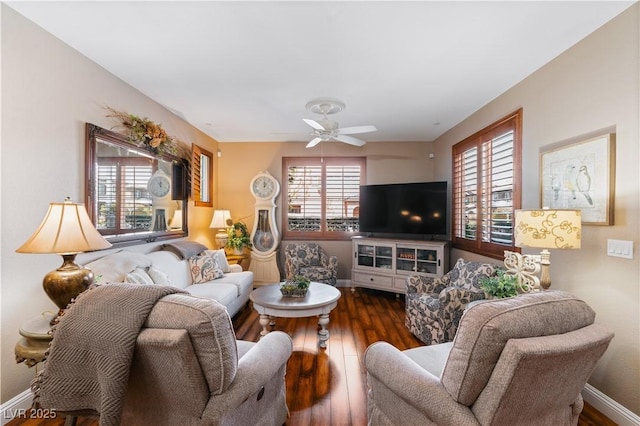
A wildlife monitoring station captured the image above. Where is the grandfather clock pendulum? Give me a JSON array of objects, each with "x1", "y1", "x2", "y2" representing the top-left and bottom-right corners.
[{"x1": 248, "y1": 171, "x2": 281, "y2": 285}]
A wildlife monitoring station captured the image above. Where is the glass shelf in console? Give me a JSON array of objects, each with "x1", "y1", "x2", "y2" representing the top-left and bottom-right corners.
[{"x1": 396, "y1": 246, "x2": 438, "y2": 274}]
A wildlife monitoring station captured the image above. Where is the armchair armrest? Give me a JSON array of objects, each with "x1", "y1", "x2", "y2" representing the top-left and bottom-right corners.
[
  {"x1": 365, "y1": 342, "x2": 478, "y2": 425},
  {"x1": 203, "y1": 331, "x2": 293, "y2": 416},
  {"x1": 324, "y1": 255, "x2": 338, "y2": 270},
  {"x1": 406, "y1": 275, "x2": 446, "y2": 295},
  {"x1": 438, "y1": 287, "x2": 486, "y2": 305}
]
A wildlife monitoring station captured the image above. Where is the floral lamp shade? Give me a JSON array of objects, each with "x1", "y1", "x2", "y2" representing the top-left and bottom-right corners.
[
  {"x1": 514, "y1": 209, "x2": 581, "y2": 250},
  {"x1": 512, "y1": 209, "x2": 581, "y2": 290}
]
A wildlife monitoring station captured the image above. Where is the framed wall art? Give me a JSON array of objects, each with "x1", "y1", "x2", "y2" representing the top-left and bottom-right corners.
[{"x1": 540, "y1": 132, "x2": 615, "y2": 225}]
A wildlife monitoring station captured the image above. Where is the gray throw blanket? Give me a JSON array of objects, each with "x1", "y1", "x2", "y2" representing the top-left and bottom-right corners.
[
  {"x1": 31, "y1": 283, "x2": 187, "y2": 426},
  {"x1": 161, "y1": 240, "x2": 208, "y2": 259}
]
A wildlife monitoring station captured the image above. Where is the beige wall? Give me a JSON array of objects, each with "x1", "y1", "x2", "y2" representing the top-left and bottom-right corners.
[
  {"x1": 216, "y1": 141, "x2": 436, "y2": 277},
  {"x1": 432, "y1": 5, "x2": 639, "y2": 414},
  {"x1": 0, "y1": 5, "x2": 220, "y2": 403}
]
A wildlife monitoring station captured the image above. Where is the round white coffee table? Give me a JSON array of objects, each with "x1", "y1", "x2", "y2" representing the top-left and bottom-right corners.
[{"x1": 249, "y1": 282, "x2": 341, "y2": 348}]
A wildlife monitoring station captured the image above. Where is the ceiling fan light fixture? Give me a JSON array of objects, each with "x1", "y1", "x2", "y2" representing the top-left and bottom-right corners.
[{"x1": 302, "y1": 97, "x2": 376, "y2": 148}]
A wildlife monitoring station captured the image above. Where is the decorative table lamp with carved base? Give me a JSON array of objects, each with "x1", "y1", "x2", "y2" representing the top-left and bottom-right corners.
[{"x1": 512, "y1": 209, "x2": 581, "y2": 290}]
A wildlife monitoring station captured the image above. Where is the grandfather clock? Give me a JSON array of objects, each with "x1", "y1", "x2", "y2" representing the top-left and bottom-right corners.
[{"x1": 248, "y1": 171, "x2": 281, "y2": 285}]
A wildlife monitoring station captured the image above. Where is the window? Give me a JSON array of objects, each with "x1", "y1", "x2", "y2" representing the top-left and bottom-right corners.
[
  {"x1": 192, "y1": 144, "x2": 213, "y2": 207},
  {"x1": 452, "y1": 109, "x2": 522, "y2": 258},
  {"x1": 283, "y1": 157, "x2": 366, "y2": 239}
]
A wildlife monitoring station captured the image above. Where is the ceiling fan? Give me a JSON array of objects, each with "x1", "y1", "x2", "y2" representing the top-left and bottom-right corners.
[{"x1": 303, "y1": 98, "x2": 377, "y2": 148}]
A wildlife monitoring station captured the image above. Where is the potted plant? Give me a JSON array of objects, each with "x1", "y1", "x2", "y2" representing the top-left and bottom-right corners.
[
  {"x1": 226, "y1": 221, "x2": 252, "y2": 255},
  {"x1": 280, "y1": 275, "x2": 311, "y2": 298},
  {"x1": 479, "y1": 270, "x2": 519, "y2": 299}
]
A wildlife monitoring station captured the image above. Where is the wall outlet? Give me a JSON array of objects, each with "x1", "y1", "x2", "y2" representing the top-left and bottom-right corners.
[{"x1": 606, "y1": 239, "x2": 634, "y2": 259}]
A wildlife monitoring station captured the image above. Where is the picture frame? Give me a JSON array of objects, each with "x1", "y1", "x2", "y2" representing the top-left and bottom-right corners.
[{"x1": 540, "y1": 132, "x2": 615, "y2": 225}]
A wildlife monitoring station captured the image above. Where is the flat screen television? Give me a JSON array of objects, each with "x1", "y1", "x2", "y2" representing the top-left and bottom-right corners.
[{"x1": 359, "y1": 181, "x2": 447, "y2": 238}]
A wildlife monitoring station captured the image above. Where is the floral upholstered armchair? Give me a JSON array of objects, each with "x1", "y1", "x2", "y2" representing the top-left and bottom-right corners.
[
  {"x1": 405, "y1": 258, "x2": 499, "y2": 345},
  {"x1": 284, "y1": 243, "x2": 338, "y2": 286}
]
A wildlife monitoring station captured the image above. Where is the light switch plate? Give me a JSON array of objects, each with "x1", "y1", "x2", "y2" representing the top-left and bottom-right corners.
[{"x1": 607, "y1": 239, "x2": 634, "y2": 259}]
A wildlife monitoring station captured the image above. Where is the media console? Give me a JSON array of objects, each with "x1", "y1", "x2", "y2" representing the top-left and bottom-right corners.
[{"x1": 351, "y1": 236, "x2": 450, "y2": 294}]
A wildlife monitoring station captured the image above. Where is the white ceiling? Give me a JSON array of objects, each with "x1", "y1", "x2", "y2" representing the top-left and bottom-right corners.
[{"x1": 7, "y1": 1, "x2": 635, "y2": 144}]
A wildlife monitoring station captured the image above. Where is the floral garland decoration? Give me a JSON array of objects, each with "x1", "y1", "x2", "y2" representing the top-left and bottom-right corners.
[{"x1": 105, "y1": 106, "x2": 189, "y2": 159}]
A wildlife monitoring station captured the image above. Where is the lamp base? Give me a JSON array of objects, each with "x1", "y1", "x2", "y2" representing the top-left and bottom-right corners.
[
  {"x1": 215, "y1": 230, "x2": 229, "y2": 250},
  {"x1": 539, "y1": 249, "x2": 551, "y2": 290},
  {"x1": 43, "y1": 254, "x2": 94, "y2": 319}
]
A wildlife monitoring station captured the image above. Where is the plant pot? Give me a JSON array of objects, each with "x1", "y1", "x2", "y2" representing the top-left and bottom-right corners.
[
  {"x1": 280, "y1": 284, "x2": 308, "y2": 298},
  {"x1": 232, "y1": 247, "x2": 244, "y2": 256}
]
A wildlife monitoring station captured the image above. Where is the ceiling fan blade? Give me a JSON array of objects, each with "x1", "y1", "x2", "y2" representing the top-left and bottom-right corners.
[
  {"x1": 303, "y1": 118, "x2": 325, "y2": 131},
  {"x1": 338, "y1": 125, "x2": 377, "y2": 135},
  {"x1": 334, "y1": 134, "x2": 366, "y2": 147},
  {"x1": 306, "y1": 137, "x2": 323, "y2": 148}
]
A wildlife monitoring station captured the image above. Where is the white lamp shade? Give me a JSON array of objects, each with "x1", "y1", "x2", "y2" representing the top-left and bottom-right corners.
[
  {"x1": 16, "y1": 200, "x2": 112, "y2": 254},
  {"x1": 514, "y1": 209, "x2": 581, "y2": 249},
  {"x1": 210, "y1": 210, "x2": 232, "y2": 229},
  {"x1": 170, "y1": 209, "x2": 183, "y2": 229}
]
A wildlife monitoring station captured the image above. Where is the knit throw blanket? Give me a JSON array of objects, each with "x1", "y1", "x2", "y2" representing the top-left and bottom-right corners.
[{"x1": 32, "y1": 283, "x2": 187, "y2": 426}]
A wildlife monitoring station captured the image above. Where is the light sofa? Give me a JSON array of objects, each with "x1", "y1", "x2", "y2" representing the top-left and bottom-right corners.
[{"x1": 85, "y1": 248, "x2": 253, "y2": 317}]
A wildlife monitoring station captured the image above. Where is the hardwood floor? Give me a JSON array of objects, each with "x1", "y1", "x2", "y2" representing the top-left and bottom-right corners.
[{"x1": 7, "y1": 287, "x2": 616, "y2": 425}]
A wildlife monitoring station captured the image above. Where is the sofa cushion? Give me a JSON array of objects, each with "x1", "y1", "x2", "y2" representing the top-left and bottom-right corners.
[
  {"x1": 185, "y1": 283, "x2": 239, "y2": 307},
  {"x1": 217, "y1": 271, "x2": 254, "y2": 297},
  {"x1": 441, "y1": 290, "x2": 596, "y2": 406},
  {"x1": 146, "y1": 251, "x2": 190, "y2": 288},
  {"x1": 86, "y1": 251, "x2": 152, "y2": 284}
]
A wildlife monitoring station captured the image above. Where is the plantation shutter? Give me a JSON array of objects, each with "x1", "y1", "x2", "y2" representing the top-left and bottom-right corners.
[
  {"x1": 481, "y1": 130, "x2": 514, "y2": 245},
  {"x1": 283, "y1": 157, "x2": 365, "y2": 239},
  {"x1": 453, "y1": 146, "x2": 478, "y2": 241},
  {"x1": 326, "y1": 164, "x2": 362, "y2": 232},
  {"x1": 192, "y1": 144, "x2": 213, "y2": 207},
  {"x1": 452, "y1": 109, "x2": 521, "y2": 258}
]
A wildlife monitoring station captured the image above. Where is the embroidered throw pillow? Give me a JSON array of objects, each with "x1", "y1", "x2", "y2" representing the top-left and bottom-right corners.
[
  {"x1": 148, "y1": 266, "x2": 173, "y2": 286},
  {"x1": 189, "y1": 252, "x2": 224, "y2": 284},
  {"x1": 124, "y1": 268, "x2": 155, "y2": 285},
  {"x1": 206, "y1": 249, "x2": 231, "y2": 273}
]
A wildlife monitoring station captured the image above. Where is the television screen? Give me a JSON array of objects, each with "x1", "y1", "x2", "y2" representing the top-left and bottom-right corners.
[{"x1": 359, "y1": 181, "x2": 447, "y2": 237}]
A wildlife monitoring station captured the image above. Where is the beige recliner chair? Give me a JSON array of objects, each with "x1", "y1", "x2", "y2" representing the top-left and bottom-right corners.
[
  {"x1": 365, "y1": 290, "x2": 614, "y2": 426},
  {"x1": 121, "y1": 294, "x2": 293, "y2": 425}
]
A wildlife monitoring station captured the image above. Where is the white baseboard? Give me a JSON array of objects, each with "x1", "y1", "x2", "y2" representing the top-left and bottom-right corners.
[
  {"x1": 582, "y1": 384, "x2": 639, "y2": 425},
  {"x1": 0, "y1": 389, "x2": 32, "y2": 425}
]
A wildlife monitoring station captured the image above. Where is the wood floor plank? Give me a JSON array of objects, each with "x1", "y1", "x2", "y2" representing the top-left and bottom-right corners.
[{"x1": 6, "y1": 287, "x2": 616, "y2": 426}]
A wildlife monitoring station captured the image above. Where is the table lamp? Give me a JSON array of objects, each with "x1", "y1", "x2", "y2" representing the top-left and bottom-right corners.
[
  {"x1": 16, "y1": 198, "x2": 112, "y2": 317},
  {"x1": 514, "y1": 209, "x2": 581, "y2": 290},
  {"x1": 210, "y1": 209, "x2": 232, "y2": 249},
  {"x1": 169, "y1": 209, "x2": 183, "y2": 230}
]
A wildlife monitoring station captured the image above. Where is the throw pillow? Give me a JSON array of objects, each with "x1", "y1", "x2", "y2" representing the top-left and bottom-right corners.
[
  {"x1": 124, "y1": 268, "x2": 155, "y2": 285},
  {"x1": 188, "y1": 252, "x2": 224, "y2": 284},
  {"x1": 148, "y1": 266, "x2": 173, "y2": 286},
  {"x1": 206, "y1": 249, "x2": 231, "y2": 273},
  {"x1": 86, "y1": 250, "x2": 153, "y2": 284}
]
